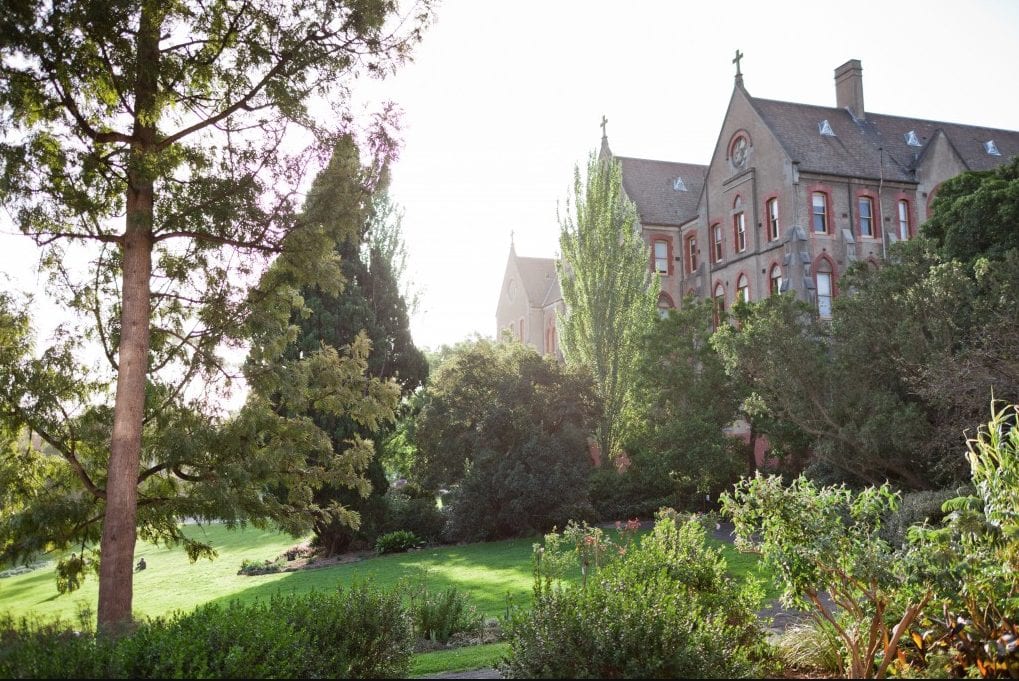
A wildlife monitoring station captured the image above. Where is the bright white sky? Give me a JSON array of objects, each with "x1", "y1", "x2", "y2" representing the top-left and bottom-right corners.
[{"x1": 2, "y1": 0, "x2": 1018, "y2": 357}]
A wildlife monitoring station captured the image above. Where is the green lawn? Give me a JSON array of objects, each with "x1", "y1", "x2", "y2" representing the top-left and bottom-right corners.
[
  {"x1": 409, "y1": 642, "x2": 511, "y2": 677},
  {"x1": 0, "y1": 522, "x2": 776, "y2": 625},
  {"x1": 0, "y1": 523, "x2": 541, "y2": 623}
]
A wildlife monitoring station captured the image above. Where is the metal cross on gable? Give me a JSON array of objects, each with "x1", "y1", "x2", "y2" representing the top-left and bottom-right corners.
[
  {"x1": 733, "y1": 49, "x2": 744, "y2": 77},
  {"x1": 600, "y1": 115, "x2": 608, "y2": 137}
]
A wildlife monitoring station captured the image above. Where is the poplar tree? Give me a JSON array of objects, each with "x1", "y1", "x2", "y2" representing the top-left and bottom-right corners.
[
  {"x1": 557, "y1": 151, "x2": 659, "y2": 459},
  {"x1": 0, "y1": 0, "x2": 432, "y2": 632}
]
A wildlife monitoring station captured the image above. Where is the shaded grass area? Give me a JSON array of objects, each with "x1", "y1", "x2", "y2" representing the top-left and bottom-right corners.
[{"x1": 409, "y1": 642, "x2": 511, "y2": 677}]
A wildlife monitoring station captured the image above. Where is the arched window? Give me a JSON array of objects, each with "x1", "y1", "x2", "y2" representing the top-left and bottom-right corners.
[
  {"x1": 736, "y1": 274, "x2": 750, "y2": 304},
  {"x1": 685, "y1": 234, "x2": 698, "y2": 274},
  {"x1": 545, "y1": 318, "x2": 557, "y2": 355},
  {"x1": 656, "y1": 293, "x2": 674, "y2": 320},
  {"x1": 812, "y1": 192, "x2": 829, "y2": 233},
  {"x1": 766, "y1": 197, "x2": 780, "y2": 241},
  {"x1": 519, "y1": 318, "x2": 524, "y2": 341},
  {"x1": 897, "y1": 199, "x2": 911, "y2": 240},
  {"x1": 815, "y1": 259, "x2": 834, "y2": 319},
  {"x1": 733, "y1": 196, "x2": 746, "y2": 253},
  {"x1": 713, "y1": 283, "x2": 726, "y2": 327},
  {"x1": 769, "y1": 264, "x2": 783, "y2": 296}
]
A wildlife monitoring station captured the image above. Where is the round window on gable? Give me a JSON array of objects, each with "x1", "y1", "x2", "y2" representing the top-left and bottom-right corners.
[{"x1": 729, "y1": 133, "x2": 750, "y2": 170}]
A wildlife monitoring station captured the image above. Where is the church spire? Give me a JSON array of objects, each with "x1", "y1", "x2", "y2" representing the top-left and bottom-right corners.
[{"x1": 599, "y1": 115, "x2": 612, "y2": 158}]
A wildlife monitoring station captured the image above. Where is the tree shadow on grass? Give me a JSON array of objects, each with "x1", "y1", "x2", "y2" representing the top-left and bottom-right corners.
[{"x1": 204, "y1": 535, "x2": 544, "y2": 618}]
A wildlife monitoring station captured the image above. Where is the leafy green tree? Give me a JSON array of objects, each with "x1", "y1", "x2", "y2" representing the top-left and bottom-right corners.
[
  {"x1": 289, "y1": 185, "x2": 427, "y2": 555},
  {"x1": 908, "y1": 403, "x2": 1019, "y2": 677},
  {"x1": 593, "y1": 299, "x2": 745, "y2": 518},
  {"x1": 0, "y1": 0, "x2": 432, "y2": 631},
  {"x1": 635, "y1": 300, "x2": 745, "y2": 490},
  {"x1": 557, "y1": 151, "x2": 659, "y2": 460},
  {"x1": 922, "y1": 156, "x2": 1019, "y2": 265},
  {"x1": 711, "y1": 241, "x2": 1019, "y2": 490},
  {"x1": 722, "y1": 475, "x2": 932, "y2": 679},
  {"x1": 413, "y1": 340, "x2": 600, "y2": 541}
]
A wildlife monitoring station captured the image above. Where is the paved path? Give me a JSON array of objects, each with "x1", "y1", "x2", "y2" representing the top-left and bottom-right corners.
[{"x1": 418, "y1": 521, "x2": 813, "y2": 679}]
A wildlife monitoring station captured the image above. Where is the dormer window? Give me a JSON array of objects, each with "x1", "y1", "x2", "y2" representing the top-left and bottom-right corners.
[
  {"x1": 819, "y1": 120, "x2": 835, "y2": 136},
  {"x1": 904, "y1": 130, "x2": 921, "y2": 147},
  {"x1": 985, "y1": 140, "x2": 1001, "y2": 156},
  {"x1": 673, "y1": 177, "x2": 687, "y2": 191}
]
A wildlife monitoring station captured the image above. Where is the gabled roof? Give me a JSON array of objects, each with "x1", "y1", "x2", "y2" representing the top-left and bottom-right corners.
[
  {"x1": 617, "y1": 156, "x2": 707, "y2": 226},
  {"x1": 515, "y1": 255, "x2": 558, "y2": 307},
  {"x1": 749, "y1": 97, "x2": 1019, "y2": 182}
]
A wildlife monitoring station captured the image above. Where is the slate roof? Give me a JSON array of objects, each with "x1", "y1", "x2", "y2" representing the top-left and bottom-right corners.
[
  {"x1": 749, "y1": 96, "x2": 1019, "y2": 182},
  {"x1": 617, "y1": 157, "x2": 707, "y2": 226},
  {"x1": 515, "y1": 256, "x2": 559, "y2": 307}
]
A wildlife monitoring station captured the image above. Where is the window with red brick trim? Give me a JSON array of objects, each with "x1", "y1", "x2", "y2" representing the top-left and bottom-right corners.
[
  {"x1": 766, "y1": 197, "x2": 780, "y2": 241},
  {"x1": 733, "y1": 196, "x2": 746, "y2": 253},
  {"x1": 713, "y1": 282, "x2": 725, "y2": 327},
  {"x1": 653, "y1": 239, "x2": 669, "y2": 275},
  {"x1": 769, "y1": 264, "x2": 783, "y2": 296},
  {"x1": 685, "y1": 234, "x2": 698, "y2": 274},
  {"x1": 712, "y1": 223, "x2": 724, "y2": 262},
  {"x1": 736, "y1": 274, "x2": 750, "y2": 304},
  {"x1": 858, "y1": 196, "x2": 874, "y2": 238},
  {"x1": 897, "y1": 199, "x2": 911, "y2": 240}
]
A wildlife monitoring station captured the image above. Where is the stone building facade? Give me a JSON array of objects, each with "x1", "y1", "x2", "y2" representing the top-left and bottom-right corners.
[{"x1": 498, "y1": 58, "x2": 1019, "y2": 355}]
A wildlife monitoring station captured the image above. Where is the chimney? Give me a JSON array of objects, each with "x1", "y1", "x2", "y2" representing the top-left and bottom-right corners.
[{"x1": 834, "y1": 59, "x2": 865, "y2": 120}]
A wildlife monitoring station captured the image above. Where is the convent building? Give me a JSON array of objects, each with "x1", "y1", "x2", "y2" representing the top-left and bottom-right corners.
[{"x1": 497, "y1": 57, "x2": 1019, "y2": 356}]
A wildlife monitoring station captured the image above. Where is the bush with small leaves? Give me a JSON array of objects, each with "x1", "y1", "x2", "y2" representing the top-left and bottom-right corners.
[
  {"x1": 408, "y1": 575, "x2": 483, "y2": 645},
  {"x1": 503, "y1": 510, "x2": 773, "y2": 679},
  {"x1": 0, "y1": 582, "x2": 413, "y2": 679},
  {"x1": 375, "y1": 529, "x2": 422, "y2": 554}
]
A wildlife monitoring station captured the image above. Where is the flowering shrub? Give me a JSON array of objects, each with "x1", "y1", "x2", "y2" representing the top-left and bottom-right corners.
[{"x1": 503, "y1": 510, "x2": 773, "y2": 678}]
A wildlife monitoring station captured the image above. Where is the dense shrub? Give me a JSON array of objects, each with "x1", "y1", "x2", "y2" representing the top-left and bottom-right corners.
[
  {"x1": 237, "y1": 557, "x2": 286, "y2": 575},
  {"x1": 0, "y1": 614, "x2": 113, "y2": 679},
  {"x1": 0, "y1": 582, "x2": 413, "y2": 679},
  {"x1": 409, "y1": 581, "x2": 483, "y2": 645},
  {"x1": 502, "y1": 511, "x2": 772, "y2": 679},
  {"x1": 380, "y1": 489, "x2": 447, "y2": 542},
  {"x1": 414, "y1": 341, "x2": 601, "y2": 542},
  {"x1": 375, "y1": 530, "x2": 422, "y2": 554}
]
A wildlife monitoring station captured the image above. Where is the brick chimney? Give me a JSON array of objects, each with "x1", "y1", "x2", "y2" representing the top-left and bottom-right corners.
[{"x1": 834, "y1": 59, "x2": 865, "y2": 120}]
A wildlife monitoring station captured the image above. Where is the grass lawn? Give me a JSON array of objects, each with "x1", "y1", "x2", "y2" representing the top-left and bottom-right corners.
[
  {"x1": 0, "y1": 521, "x2": 778, "y2": 674},
  {"x1": 0, "y1": 523, "x2": 540, "y2": 623},
  {"x1": 409, "y1": 642, "x2": 511, "y2": 677},
  {"x1": 0, "y1": 522, "x2": 777, "y2": 624}
]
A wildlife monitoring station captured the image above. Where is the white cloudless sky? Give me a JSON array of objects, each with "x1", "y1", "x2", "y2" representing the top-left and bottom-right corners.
[{"x1": 2, "y1": 0, "x2": 1018, "y2": 357}]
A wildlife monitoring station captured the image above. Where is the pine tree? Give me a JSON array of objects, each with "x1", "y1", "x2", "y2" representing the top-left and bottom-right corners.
[
  {"x1": 557, "y1": 151, "x2": 659, "y2": 459},
  {"x1": 291, "y1": 187, "x2": 427, "y2": 554}
]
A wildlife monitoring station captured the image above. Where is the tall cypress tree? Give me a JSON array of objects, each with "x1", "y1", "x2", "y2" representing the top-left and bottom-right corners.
[
  {"x1": 557, "y1": 151, "x2": 659, "y2": 459},
  {"x1": 292, "y1": 187, "x2": 427, "y2": 555}
]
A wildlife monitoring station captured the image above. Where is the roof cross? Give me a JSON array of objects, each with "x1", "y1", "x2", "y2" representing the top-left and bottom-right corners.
[
  {"x1": 600, "y1": 115, "x2": 608, "y2": 138},
  {"x1": 732, "y1": 49, "x2": 744, "y2": 77}
]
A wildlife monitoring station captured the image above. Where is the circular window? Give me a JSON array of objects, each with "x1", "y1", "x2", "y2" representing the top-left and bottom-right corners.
[{"x1": 731, "y1": 136, "x2": 749, "y2": 169}]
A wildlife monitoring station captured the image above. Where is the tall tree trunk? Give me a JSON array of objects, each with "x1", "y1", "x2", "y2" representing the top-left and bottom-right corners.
[{"x1": 97, "y1": 1, "x2": 160, "y2": 634}]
